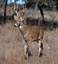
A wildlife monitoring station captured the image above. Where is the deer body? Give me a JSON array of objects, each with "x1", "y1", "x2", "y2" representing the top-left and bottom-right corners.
[
  {"x1": 18, "y1": 21, "x2": 44, "y2": 59},
  {"x1": 13, "y1": 8, "x2": 44, "y2": 59},
  {"x1": 19, "y1": 24, "x2": 44, "y2": 42}
]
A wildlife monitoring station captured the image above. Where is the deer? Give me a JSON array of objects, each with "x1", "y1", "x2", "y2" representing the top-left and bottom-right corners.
[{"x1": 13, "y1": 7, "x2": 44, "y2": 59}]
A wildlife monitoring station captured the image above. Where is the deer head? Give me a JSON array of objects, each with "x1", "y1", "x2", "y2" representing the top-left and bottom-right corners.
[{"x1": 13, "y1": 7, "x2": 26, "y2": 27}]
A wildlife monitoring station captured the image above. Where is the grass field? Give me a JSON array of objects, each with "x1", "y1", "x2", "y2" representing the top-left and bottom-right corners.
[{"x1": 0, "y1": 20, "x2": 58, "y2": 64}]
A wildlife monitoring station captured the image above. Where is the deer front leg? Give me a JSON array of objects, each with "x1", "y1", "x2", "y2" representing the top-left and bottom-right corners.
[
  {"x1": 38, "y1": 40, "x2": 43, "y2": 57},
  {"x1": 24, "y1": 43, "x2": 29, "y2": 59}
]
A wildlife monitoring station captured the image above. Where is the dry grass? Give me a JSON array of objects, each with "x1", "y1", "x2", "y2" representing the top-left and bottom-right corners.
[{"x1": 0, "y1": 19, "x2": 58, "y2": 64}]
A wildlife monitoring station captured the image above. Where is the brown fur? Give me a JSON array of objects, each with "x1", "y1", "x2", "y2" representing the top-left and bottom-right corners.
[{"x1": 20, "y1": 25, "x2": 44, "y2": 43}]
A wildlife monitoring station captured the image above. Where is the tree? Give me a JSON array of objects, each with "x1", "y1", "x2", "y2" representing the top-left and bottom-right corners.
[
  {"x1": 56, "y1": 0, "x2": 58, "y2": 10},
  {"x1": 4, "y1": 0, "x2": 7, "y2": 22},
  {"x1": 23, "y1": 0, "x2": 45, "y2": 24}
]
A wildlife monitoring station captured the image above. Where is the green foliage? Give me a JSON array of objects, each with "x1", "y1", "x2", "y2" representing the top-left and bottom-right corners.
[{"x1": 41, "y1": 0, "x2": 54, "y2": 4}]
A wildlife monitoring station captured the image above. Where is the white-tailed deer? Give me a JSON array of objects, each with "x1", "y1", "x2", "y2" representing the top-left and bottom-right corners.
[{"x1": 14, "y1": 8, "x2": 44, "y2": 59}]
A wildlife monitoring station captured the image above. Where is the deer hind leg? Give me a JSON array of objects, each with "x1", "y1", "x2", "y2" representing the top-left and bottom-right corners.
[{"x1": 38, "y1": 40, "x2": 43, "y2": 57}]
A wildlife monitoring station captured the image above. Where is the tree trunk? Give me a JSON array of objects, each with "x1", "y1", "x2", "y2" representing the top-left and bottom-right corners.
[
  {"x1": 35, "y1": 0, "x2": 45, "y2": 24},
  {"x1": 4, "y1": 0, "x2": 7, "y2": 22}
]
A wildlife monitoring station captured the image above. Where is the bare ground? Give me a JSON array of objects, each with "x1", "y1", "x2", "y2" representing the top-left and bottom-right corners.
[{"x1": 0, "y1": 21, "x2": 58, "y2": 64}]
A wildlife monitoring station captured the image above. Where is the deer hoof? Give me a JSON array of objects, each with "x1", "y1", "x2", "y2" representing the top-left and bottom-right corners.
[
  {"x1": 24, "y1": 53, "x2": 28, "y2": 60},
  {"x1": 39, "y1": 52, "x2": 43, "y2": 57}
]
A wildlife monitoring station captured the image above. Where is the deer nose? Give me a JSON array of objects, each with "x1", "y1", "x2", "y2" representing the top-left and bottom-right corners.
[
  {"x1": 14, "y1": 23, "x2": 18, "y2": 27},
  {"x1": 14, "y1": 22, "x2": 20, "y2": 27}
]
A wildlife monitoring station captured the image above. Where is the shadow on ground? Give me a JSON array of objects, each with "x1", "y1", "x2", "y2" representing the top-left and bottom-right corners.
[
  {"x1": 0, "y1": 15, "x2": 14, "y2": 25},
  {"x1": 20, "y1": 17, "x2": 58, "y2": 31},
  {"x1": 43, "y1": 20, "x2": 58, "y2": 30},
  {"x1": 0, "y1": 16, "x2": 58, "y2": 31}
]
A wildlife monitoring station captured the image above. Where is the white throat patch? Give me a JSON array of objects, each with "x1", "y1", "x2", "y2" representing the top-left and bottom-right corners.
[{"x1": 20, "y1": 25, "x2": 22, "y2": 29}]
